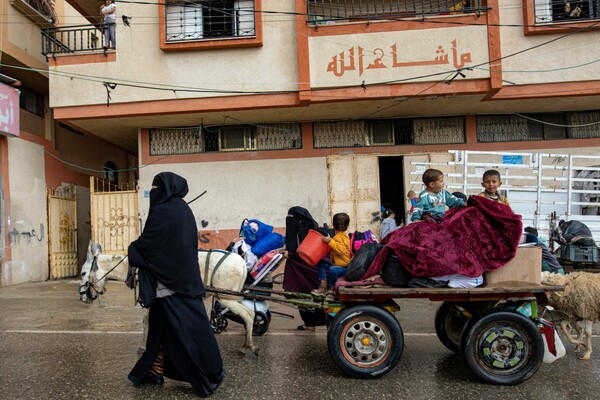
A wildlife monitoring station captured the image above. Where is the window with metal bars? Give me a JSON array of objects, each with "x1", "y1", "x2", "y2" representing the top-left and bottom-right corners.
[
  {"x1": 306, "y1": 0, "x2": 489, "y2": 24},
  {"x1": 165, "y1": 0, "x2": 256, "y2": 42},
  {"x1": 568, "y1": 111, "x2": 600, "y2": 138},
  {"x1": 534, "y1": 0, "x2": 599, "y2": 24},
  {"x1": 19, "y1": 87, "x2": 44, "y2": 117},
  {"x1": 149, "y1": 123, "x2": 302, "y2": 155},
  {"x1": 313, "y1": 117, "x2": 465, "y2": 148},
  {"x1": 476, "y1": 113, "x2": 573, "y2": 142}
]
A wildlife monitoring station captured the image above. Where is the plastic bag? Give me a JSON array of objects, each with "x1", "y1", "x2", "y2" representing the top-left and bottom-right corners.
[
  {"x1": 380, "y1": 254, "x2": 411, "y2": 287},
  {"x1": 345, "y1": 242, "x2": 383, "y2": 282}
]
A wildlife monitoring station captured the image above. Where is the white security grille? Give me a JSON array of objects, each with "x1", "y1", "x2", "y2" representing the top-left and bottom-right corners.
[
  {"x1": 150, "y1": 123, "x2": 302, "y2": 155},
  {"x1": 314, "y1": 117, "x2": 465, "y2": 148}
]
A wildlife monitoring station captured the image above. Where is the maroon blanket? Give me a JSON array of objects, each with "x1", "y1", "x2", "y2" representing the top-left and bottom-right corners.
[{"x1": 364, "y1": 195, "x2": 522, "y2": 279}]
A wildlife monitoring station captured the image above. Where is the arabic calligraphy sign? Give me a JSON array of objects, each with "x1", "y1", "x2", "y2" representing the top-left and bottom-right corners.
[
  {"x1": 309, "y1": 26, "x2": 490, "y2": 88},
  {"x1": 0, "y1": 83, "x2": 20, "y2": 137}
]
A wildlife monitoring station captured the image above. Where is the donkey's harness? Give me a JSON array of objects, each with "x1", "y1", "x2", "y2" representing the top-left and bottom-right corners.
[{"x1": 203, "y1": 249, "x2": 234, "y2": 286}]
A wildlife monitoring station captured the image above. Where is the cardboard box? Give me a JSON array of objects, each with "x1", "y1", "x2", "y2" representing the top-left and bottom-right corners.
[{"x1": 483, "y1": 247, "x2": 542, "y2": 287}]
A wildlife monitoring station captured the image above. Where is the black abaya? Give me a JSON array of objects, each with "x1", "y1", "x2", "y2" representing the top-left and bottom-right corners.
[
  {"x1": 127, "y1": 172, "x2": 224, "y2": 396},
  {"x1": 282, "y1": 254, "x2": 327, "y2": 327},
  {"x1": 129, "y1": 295, "x2": 224, "y2": 396}
]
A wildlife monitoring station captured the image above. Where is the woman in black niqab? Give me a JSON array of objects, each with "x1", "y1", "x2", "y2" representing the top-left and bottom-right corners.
[{"x1": 127, "y1": 172, "x2": 224, "y2": 397}]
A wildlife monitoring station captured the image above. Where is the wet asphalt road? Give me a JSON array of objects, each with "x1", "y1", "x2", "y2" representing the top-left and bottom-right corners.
[{"x1": 1, "y1": 280, "x2": 600, "y2": 400}]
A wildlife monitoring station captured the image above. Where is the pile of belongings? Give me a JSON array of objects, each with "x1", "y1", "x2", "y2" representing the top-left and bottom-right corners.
[
  {"x1": 359, "y1": 195, "x2": 523, "y2": 288},
  {"x1": 229, "y1": 219, "x2": 285, "y2": 269}
]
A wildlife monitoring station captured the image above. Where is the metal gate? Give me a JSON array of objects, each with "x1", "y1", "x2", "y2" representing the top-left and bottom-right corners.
[
  {"x1": 47, "y1": 185, "x2": 78, "y2": 278},
  {"x1": 327, "y1": 155, "x2": 381, "y2": 233},
  {"x1": 408, "y1": 150, "x2": 600, "y2": 244},
  {"x1": 90, "y1": 177, "x2": 139, "y2": 255}
]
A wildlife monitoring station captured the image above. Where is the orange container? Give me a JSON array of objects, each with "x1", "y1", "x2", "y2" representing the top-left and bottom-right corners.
[{"x1": 297, "y1": 229, "x2": 330, "y2": 266}]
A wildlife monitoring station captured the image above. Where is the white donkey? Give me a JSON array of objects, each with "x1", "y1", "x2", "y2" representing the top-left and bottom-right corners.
[
  {"x1": 79, "y1": 241, "x2": 258, "y2": 355},
  {"x1": 78, "y1": 240, "x2": 129, "y2": 303}
]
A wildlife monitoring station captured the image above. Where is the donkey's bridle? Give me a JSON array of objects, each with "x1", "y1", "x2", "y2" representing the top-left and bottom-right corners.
[{"x1": 79, "y1": 255, "x2": 128, "y2": 299}]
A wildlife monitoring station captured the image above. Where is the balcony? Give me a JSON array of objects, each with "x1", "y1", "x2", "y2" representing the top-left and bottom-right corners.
[
  {"x1": 306, "y1": 0, "x2": 489, "y2": 24},
  {"x1": 10, "y1": 0, "x2": 57, "y2": 27},
  {"x1": 41, "y1": 24, "x2": 108, "y2": 58}
]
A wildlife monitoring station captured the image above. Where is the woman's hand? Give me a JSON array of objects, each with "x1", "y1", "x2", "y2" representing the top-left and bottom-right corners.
[{"x1": 322, "y1": 236, "x2": 332, "y2": 243}]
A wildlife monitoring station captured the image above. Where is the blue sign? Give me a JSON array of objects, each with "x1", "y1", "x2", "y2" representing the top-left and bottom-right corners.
[{"x1": 502, "y1": 155, "x2": 523, "y2": 165}]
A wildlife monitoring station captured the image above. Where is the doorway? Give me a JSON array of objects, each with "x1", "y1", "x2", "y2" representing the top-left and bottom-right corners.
[{"x1": 378, "y1": 156, "x2": 406, "y2": 226}]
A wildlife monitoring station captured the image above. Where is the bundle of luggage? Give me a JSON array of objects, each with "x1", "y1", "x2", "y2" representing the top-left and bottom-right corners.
[
  {"x1": 551, "y1": 220, "x2": 599, "y2": 268},
  {"x1": 342, "y1": 195, "x2": 524, "y2": 289}
]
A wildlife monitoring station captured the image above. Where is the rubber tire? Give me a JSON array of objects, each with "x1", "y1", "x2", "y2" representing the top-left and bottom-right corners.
[
  {"x1": 252, "y1": 311, "x2": 270, "y2": 336},
  {"x1": 327, "y1": 305, "x2": 404, "y2": 379},
  {"x1": 461, "y1": 309, "x2": 544, "y2": 385},
  {"x1": 435, "y1": 302, "x2": 471, "y2": 354}
]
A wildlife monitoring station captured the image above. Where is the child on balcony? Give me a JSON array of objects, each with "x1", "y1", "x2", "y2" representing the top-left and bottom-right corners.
[{"x1": 101, "y1": 0, "x2": 116, "y2": 50}]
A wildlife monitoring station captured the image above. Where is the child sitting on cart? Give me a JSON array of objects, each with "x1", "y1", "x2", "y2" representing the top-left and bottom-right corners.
[
  {"x1": 312, "y1": 213, "x2": 352, "y2": 299},
  {"x1": 411, "y1": 169, "x2": 465, "y2": 223},
  {"x1": 478, "y1": 169, "x2": 510, "y2": 206}
]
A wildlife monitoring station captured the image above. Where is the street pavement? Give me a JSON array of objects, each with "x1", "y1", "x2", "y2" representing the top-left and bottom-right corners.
[{"x1": 1, "y1": 279, "x2": 600, "y2": 400}]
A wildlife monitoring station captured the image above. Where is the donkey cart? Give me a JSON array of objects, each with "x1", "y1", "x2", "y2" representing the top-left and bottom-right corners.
[
  {"x1": 328, "y1": 284, "x2": 563, "y2": 385},
  {"x1": 209, "y1": 282, "x2": 563, "y2": 385}
]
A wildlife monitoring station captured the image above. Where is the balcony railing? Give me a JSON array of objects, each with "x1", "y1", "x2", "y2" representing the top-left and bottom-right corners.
[
  {"x1": 41, "y1": 24, "x2": 107, "y2": 58},
  {"x1": 306, "y1": 0, "x2": 489, "y2": 24}
]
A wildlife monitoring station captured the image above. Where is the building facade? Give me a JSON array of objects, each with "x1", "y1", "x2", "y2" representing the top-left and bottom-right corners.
[
  {"x1": 1, "y1": 0, "x2": 134, "y2": 286},
  {"x1": 38, "y1": 1, "x2": 600, "y2": 250}
]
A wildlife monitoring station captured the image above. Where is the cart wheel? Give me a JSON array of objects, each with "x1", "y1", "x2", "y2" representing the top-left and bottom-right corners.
[
  {"x1": 327, "y1": 305, "x2": 404, "y2": 379},
  {"x1": 434, "y1": 302, "x2": 471, "y2": 354},
  {"x1": 252, "y1": 311, "x2": 270, "y2": 336},
  {"x1": 461, "y1": 309, "x2": 544, "y2": 385},
  {"x1": 210, "y1": 302, "x2": 228, "y2": 334},
  {"x1": 212, "y1": 315, "x2": 228, "y2": 334}
]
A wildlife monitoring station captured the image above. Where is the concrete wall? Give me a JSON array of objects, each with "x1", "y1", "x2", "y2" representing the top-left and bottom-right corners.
[
  {"x1": 1, "y1": 137, "x2": 48, "y2": 285},
  {"x1": 499, "y1": 0, "x2": 600, "y2": 85},
  {"x1": 60, "y1": 1, "x2": 91, "y2": 27},
  {"x1": 54, "y1": 123, "x2": 132, "y2": 184},
  {"x1": 48, "y1": 1, "x2": 600, "y2": 107},
  {"x1": 136, "y1": 157, "x2": 330, "y2": 233},
  {"x1": 4, "y1": 0, "x2": 48, "y2": 66}
]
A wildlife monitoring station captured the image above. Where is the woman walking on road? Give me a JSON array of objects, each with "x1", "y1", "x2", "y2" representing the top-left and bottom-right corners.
[{"x1": 127, "y1": 172, "x2": 224, "y2": 397}]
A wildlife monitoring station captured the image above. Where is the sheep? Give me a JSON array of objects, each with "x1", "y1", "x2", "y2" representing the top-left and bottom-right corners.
[{"x1": 541, "y1": 271, "x2": 600, "y2": 360}]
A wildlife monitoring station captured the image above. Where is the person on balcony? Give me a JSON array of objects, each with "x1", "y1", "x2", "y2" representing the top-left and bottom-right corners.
[{"x1": 101, "y1": 0, "x2": 116, "y2": 51}]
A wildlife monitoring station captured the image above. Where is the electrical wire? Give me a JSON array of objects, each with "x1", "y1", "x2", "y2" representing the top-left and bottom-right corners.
[
  {"x1": 5, "y1": 16, "x2": 600, "y2": 97},
  {"x1": 5, "y1": 1, "x2": 600, "y2": 162},
  {"x1": 515, "y1": 113, "x2": 600, "y2": 128},
  {"x1": 43, "y1": 145, "x2": 171, "y2": 173},
  {"x1": 1, "y1": 3, "x2": 594, "y2": 29}
]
